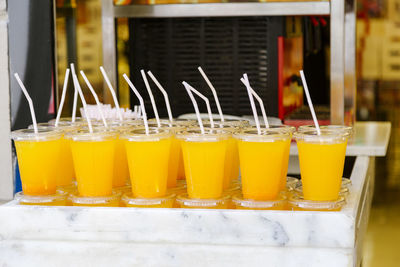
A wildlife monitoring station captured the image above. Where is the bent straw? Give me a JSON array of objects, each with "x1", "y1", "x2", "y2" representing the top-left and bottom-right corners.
[
  {"x1": 71, "y1": 70, "x2": 92, "y2": 133},
  {"x1": 80, "y1": 70, "x2": 108, "y2": 128},
  {"x1": 14, "y1": 73, "x2": 38, "y2": 133},
  {"x1": 240, "y1": 74, "x2": 260, "y2": 134},
  {"x1": 123, "y1": 74, "x2": 149, "y2": 135},
  {"x1": 141, "y1": 70, "x2": 160, "y2": 127},
  {"x1": 182, "y1": 82, "x2": 204, "y2": 134},
  {"x1": 55, "y1": 68, "x2": 70, "y2": 127},
  {"x1": 241, "y1": 75, "x2": 269, "y2": 128},
  {"x1": 183, "y1": 82, "x2": 214, "y2": 128},
  {"x1": 147, "y1": 71, "x2": 173, "y2": 123},
  {"x1": 198, "y1": 67, "x2": 224, "y2": 122},
  {"x1": 100, "y1": 66, "x2": 123, "y2": 122},
  {"x1": 299, "y1": 70, "x2": 321, "y2": 135},
  {"x1": 70, "y1": 63, "x2": 79, "y2": 122}
]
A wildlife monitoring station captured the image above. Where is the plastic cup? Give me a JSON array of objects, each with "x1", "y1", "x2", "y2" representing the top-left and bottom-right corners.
[
  {"x1": 11, "y1": 128, "x2": 63, "y2": 195},
  {"x1": 298, "y1": 125, "x2": 353, "y2": 136},
  {"x1": 176, "y1": 193, "x2": 229, "y2": 209},
  {"x1": 177, "y1": 128, "x2": 229, "y2": 199},
  {"x1": 70, "y1": 191, "x2": 121, "y2": 207},
  {"x1": 109, "y1": 124, "x2": 132, "y2": 188},
  {"x1": 16, "y1": 191, "x2": 68, "y2": 206},
  {"x1": 294, "y1": 129, "x2": 349, "y2": 201},
  {"x1": 48, "y1": 117, "x2": 85, "y2": 127},
  {"x1": 232, "y1": 193, "x2": 287, "y2": 210},
  {"x1": 288, "y1": 194, "x2": 346, "y2": 211},
  {"x1": 202, "y1": 119, "x2": 250, "y2": 128},
  {"x1": 121, "y1": 193, "x2": 175, "y2": 208},
  {"x1": 286, "y1": 176, "x2": 300, "y2": 190},
  {"x1": 121, "y1": 127, "x2": 172, "y2": 198},
  {"x1": 234, "y1": 128, "x2": 291, "y2": 200},
  {"x1": 65, "y1": 128, "x2": 117, "y2": 197}
]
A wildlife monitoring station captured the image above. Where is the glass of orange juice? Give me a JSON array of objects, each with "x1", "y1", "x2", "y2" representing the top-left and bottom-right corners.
[
  {"x1": 121, "y1": 127, "x2": 172, "y2": 198},
  {"x1": 65, "y1": 128, "x2": 117, "y2": 197},
  {"x1": 109, "y1": 124, "x2": 132, "y2": 188},
  {"x1": 177, "y1": 128, "x2": 229, "y2": 199},
  {"x1": 294, "y1": 129, "x2": 349, "y2": 201},
  {"x1": 12, "y1": 128, "x2": 63, "y2": 195},
  {"x1": 235, "y1": 128, "x2": 291, "y2": 200}
]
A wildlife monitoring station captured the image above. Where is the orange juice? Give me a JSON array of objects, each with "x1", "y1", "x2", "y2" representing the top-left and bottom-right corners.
[
  {"x1": 110, "y1": 124, "x2": 132, "y2": 188},
  {"x1": 66, "y1": 129, "x2": 117, "y2": 197},
  {"x1": 295, "y1": 130, "x2": 348, "y2": 201},
  {"x1": 177, "y1": 128, "x2": 229, "y2": 199},
  {"x1": 12, "y1": 128, "x2": 63, "y2": 195},
  {"x1": 122, "y1": 127, "x2": 172, "y2": 198},
  {"x1": 235, "y1": 129, "x2": 291, "y2": 200},
  {"x1": 121, "y1": 193, "x2": 175, "y2": 208}
]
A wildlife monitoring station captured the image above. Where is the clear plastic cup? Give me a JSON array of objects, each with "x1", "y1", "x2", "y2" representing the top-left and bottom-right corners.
[
  {"x1": 48, "y1": 117, "x2": 85, "y2": 127},
  {"x1": 288, "y1": 194, "x2": 346, "y2": 211},
  {"x1": 121, "y1": 193, "x2": 175, "y2": 208},
  {"x1": 232, "y1": 193, "x2": 287, "y2": 210},
  {"x1": 65, "y1": 128, "x2": 117, "y2": 197},
  {"x1": 148, "y1": 118, "x2": 196, "y2": 127},
  {"x1": 298, "y1": 125, "x2": 353, "y2": 137},
  {"x1": 121, "y1": 127, "x2": 172, "y2": 198},
  {"x1": 342, "y1": 177, "x2": 351, "y2": 187},
  {"x1": 16, "y1": 191, "x2": 68, "y2": 206},
  {"x1": 70, "y1": 191, "x2": 121, "y2": 207},
  {"x1": 234, "y1": 128, "x2": 291, "y2": 200},
  {"x1": 11, "y1": 128, "x2": 63, "y2": 195},
  {"x1": 176, "y1": 193, "x2": 229, "y2": 209},
  {"x1": 110, "y1": 125, "x2": 131, "y2": 188},
  {"x1": 177, "y1": 128, "x2": 230, "y2": 199},
  {"x1": 202, "y1": 119, "x2": 250, "y2": 128},
  {"x1": 286, "y1": 176, "x2": 300, "y2": 189},
  {"x1": 294, "y1": 129, "x2": 349, "y2": 201}
]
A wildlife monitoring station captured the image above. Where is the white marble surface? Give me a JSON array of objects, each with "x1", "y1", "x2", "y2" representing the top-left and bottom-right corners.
[{"x1": 0, "y1": 156, "x2": 373, "y2": 266}]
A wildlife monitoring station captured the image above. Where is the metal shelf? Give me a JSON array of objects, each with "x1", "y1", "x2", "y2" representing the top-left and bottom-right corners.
[{"x1": 113, "y1": 1, "x2": 330, "y2": 18}]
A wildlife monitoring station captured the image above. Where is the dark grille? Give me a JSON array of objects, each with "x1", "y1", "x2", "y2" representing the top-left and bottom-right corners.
[{"x1": 128, "y1": 16, "x2": 283, "y2": 118}]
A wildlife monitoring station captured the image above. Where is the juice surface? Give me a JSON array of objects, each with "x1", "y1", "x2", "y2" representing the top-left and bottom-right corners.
[
  {"x1": 238, "y1": 139, "x2": 288, "y2": 200},
  {"x1": 223, "y1": 138, "x2": 240, "y2": 189},
  {"x1": 15, "y1": 139, "x2": 61, "y2": 195},
  {"x1": 297, "y1": 141, "x2": 347, "y2": 201},
  {"x1": 57, "y1": 137, "x2": 75, "y2": 186},
  {"x1": 182, "y1": 140, "x2": 227, "y2": 199},
  {"x1": 113, "y1": 138, "x2": 129, "y2": 188},
  {"x1": 125, "y1": 138, "x2": 171, "y2": 198},
  {"x1": 167, "y1": 137, "x2": 181, "y2": 188},
  {"x1": 71, "y1": 140, "x2": 115, "y2": 197}
]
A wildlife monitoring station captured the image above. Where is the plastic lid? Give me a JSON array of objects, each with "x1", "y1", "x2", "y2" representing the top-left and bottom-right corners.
[
  {"x1": 29, "y1": 123, "x2": 81, "y2": 133},
  {"x1": 70, "y1": 191, "x2": 121, "y2": 205},
  {"x1": 145, "y1": 122, "x2": 186, "y2": 133},
  {"x1": 120, "y1": 127, "x2": 171, "y2": 141},
  {"x1": 203, "y1": 119, "x2": 250, "y2": 127},
  {"x1": 11, "y1": 128, "x2": 63, "y2": 141},
  {"x1": 176, "y1": 193, "x2": 229, "y2": 207},
  {"x1": 148, "y1": 118, "x2": 196, "y2": 127},
  {"x1": 200, "y1": 123, "x2": 239, "y2": 133},
  {"x1": 16, "y1": 191, "x2": 68, "y2": 204},
  {"x1": 247, "y1": 124, "x2": 295, "y2": 133},
  {"x1": 294, "y1": 129, "x2": 349, "y2": 143},
  {"x1": 298, "y1": 125, "x2": 353, "y2": 135},
  {"x1": 288, "y1": 194, "x2": 346, "y2": 210},
  {"x1": 64, "y1": 128, "x2": 117, "y2": 141},
  {"x1": 48, "y1": 117, "x2": 85, "y2": 126},
  {"x1": 232, "y1": 193, "x2": 286, "y2": 209},
  {"x1": 121, "y1": 193, "x2": 175, "y2": 206},
  {"x1": 234, "y1": 128, "x2": 291, "y2": 142},
  {"x1": 176, "y1": 128, "x2": 230, "y2": 142}
]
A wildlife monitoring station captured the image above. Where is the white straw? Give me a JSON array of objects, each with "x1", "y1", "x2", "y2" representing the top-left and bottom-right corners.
[
  {"x1": 147, "y1": 71, "x2": 173, "y2": 123},
  {"x1": 100, "y1": 66, "x2": 123, "y2": 122},
  {"x1": 71, "y1": 71, "x2": 93, "y2": 133},
  {"x1": 55, "y1": 68, "x2": 70, "y2": 127},
  {"x1": 123, "y1": 74, "x2": 149, "y2": 135},
  {"x1": 182, "y1": 82, "x2": 205, "y2": 134},
  {"x1": 241, "y1": 74, "x2": 260, "y2": 134},
  {"x1": 198, "y1": 67, "x2": 224, "y2": 122},
  {"x1": 299, "y1": 70, "x2": 321, "y2": 135},
  {"x1": 80, "y1": 70, "x2": 108, "y2": 128},
  {"x1": 241, "y1": 75, "x2": 269, "y2": 128},
  {"x1": 183, "y1": 82, "x2": 214, "y2": 128},
  {"x1": 70, "y1": 63, "x2": 78, "y2": 123},
  {"x1": 14, "y1": 73, "x2": 38, "y2": 133},
  {"x1": 140, "y1": 70, "x2": 160, "y2": 127}
]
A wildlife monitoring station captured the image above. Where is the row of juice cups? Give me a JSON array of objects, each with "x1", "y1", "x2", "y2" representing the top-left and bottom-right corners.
[
  {"x1": 16, "y1": 177, "x2": 350, "y2": 211},
  {"x1": 11, "y1": 116, "x2": 352, "y2": 204}
]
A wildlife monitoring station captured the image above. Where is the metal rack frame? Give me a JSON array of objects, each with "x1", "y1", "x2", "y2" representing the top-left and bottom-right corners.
[{"x1": 101, "y1": 0, "x2": 356, "y2": 124}]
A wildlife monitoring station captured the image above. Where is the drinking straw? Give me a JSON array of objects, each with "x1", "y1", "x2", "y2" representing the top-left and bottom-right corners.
[
  {"x1": 14, "y1": 73, "x2": 38, "y2": 133},
  {"x1": 55, "y1": 69, "x2": 70, "y2": 127},
  {"x1": 100, "y1": 66, "x2": 123, "y2": 122},
  {"x1": 71, "y1": 70, "x2": 93, "y2": 133},
  {"x1": 198, "y1": 66, "x2": 224, "y2": 122},
  {"x1": 140, "y1": 70, "x2": 160, "y2": 127},
  {"x1": 70, "y1": 63, "x2": 79, "y2": 123},
  {"x1": 241, "y1": 75, "x2": 269, "y2": 128},
  {"x1": 182, "y1": 82, "x2": 214, "y2": 128},
  {"x1": 80, "y1": 70, "x2": 108, "y2": 128},
  {"x1": 299, "y1": 70, "x2": 321, "y2": 135},
  {"x1": 182, "y1": 82, "x2": 205, "y2": 134},
  {"x1": 147, "y1": 71, "x2": 173, "y2": 123},
  {"x1": 240, "y1": 74, "x2": 261, "y2": 134},
  {"x1": 123, "y1": 74, "x2": 149, "y2": 135}
]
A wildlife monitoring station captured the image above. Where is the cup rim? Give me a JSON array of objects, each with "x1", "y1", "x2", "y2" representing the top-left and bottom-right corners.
[
  {"x1": 11, "y1": 127, "x2": 63, "y2": 141},
  {"x1": 294, "y1": 129, "x2": 350, "y2": 142},
  {"x1": 119, "y1": 127, "x2": 171, "y2": 141},
  {"x1": 233, "y1": 128, "x2": 291, "y2": 142},
  {"x1": 176, "y1": 128, "x2": 231, "y2": 142},
  {"x1": 64, "y1": 128, "x2": 117, "y2": 141}
]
